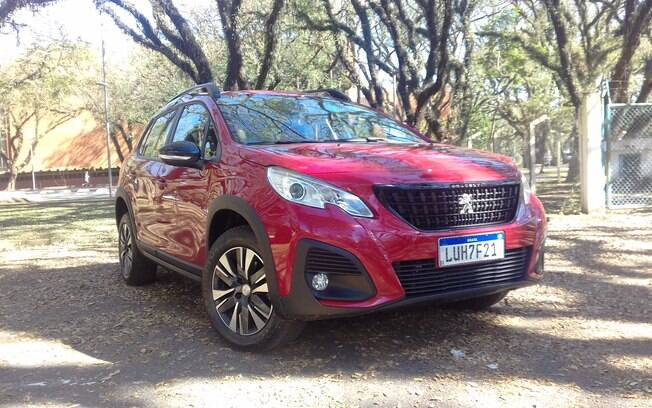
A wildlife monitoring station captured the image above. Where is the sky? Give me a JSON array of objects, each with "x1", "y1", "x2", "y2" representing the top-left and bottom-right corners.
[{"x1": 0, "y1": 0, "x2": 140, "y2": 66}]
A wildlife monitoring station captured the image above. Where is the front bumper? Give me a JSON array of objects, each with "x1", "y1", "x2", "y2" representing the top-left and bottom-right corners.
[{"x1": 258, "y1": 191, "x2": 547, "y2": 321}]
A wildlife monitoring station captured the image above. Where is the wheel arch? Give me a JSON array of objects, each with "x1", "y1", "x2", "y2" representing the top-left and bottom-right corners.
[
  {"x1": 206, "y1": 196, "x2": 285, "y2": 315},
  {"x1": 114, "y1": 187, "x2": 132, "y2": 228},
  {"x1": 206, "y1": 196, "x2": 268, "y2": 246}
]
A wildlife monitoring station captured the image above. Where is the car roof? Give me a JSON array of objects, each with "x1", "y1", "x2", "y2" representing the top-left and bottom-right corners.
[{"x1": 220, "y1": 89, "x2": 307, "y2": 98}]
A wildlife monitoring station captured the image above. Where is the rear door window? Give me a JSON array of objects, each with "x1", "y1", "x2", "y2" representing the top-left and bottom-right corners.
[{"x1": 140, "y1": 111, "x2": 176, "y2": 159}]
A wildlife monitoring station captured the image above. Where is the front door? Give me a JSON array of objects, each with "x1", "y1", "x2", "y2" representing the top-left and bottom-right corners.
[
  {"x1": 130, "y1": 110, "x2": 178, "y2": 249},
  {"x1": 159, "y1": 103, "x2": 220, "y2": 267}
]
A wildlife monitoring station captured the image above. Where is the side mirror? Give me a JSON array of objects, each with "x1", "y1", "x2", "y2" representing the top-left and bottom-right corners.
[{"x1": 159, "y1": 141, "x2": 202, "y2": 167}]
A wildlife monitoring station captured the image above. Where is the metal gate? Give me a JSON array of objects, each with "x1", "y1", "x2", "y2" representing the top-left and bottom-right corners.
[{"x1": 604, "y1": 94, "x2": 652, "y2": 208}]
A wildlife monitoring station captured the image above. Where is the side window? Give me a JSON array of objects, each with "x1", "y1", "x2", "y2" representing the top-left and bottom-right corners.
[
  {"x1": 172, "y1": 104, "x2": 211, "y2": 149},
  {"x1": 204, "y1": 122, "x2": 220, "y2": 160},
  {"x1": 140, "y1": 111, "x2": 176, "y2": 159}
]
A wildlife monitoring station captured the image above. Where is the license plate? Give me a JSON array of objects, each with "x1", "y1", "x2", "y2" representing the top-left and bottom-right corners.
[{"x1": 438, "y1": 232, "x2": 505, "y2": 268}]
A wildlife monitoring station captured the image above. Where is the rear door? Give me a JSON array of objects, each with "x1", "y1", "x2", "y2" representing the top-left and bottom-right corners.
[
  {"x1": 159, "y1": 103, "x2": 218, "y2": 266},
  {"x1": 129, "y1": 109, "x2": 178, "y2": 249}
]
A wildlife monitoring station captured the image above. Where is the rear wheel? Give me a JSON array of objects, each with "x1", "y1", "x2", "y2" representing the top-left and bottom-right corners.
[
  {"x1": 118, "y1": 213, "x2": 157, "y2": 286},
  {"x1": 202, "y1": 226, "x2": 304, "y2": 350},
  {"x1": 446, "y1": 291, "x2": 508, "y2": 311}
]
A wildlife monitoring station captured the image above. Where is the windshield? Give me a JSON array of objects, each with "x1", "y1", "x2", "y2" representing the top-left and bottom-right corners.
[{"x1": 217, "y1": 94, "x2": 427, "y2": 145}]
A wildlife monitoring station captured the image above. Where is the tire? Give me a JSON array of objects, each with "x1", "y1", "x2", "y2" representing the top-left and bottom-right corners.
[
  {"x1": 202, "y1": 226, "x2": 304, "y2": 350},
  {"x1": 446, "y1": 291, "x2": 508, "y2": 311},
  {"x1": 118, "y1": 213, "x2": 157, "y2": 286}
]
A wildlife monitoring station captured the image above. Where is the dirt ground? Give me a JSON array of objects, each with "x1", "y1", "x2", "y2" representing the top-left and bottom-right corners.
[{"x1": 0, "y1": 189, "x2": 651, "y2": 407}]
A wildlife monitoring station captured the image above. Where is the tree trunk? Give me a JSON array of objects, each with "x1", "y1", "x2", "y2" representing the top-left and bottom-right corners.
[
  {"x1": 217, "y1": 0, "x2": 249, "y2": 90},
  {"x1": 636, "y1": 57, "x2": 652, "y2": 102},
  {"x1": 255, "y1": 0, "x2": 284, "y2": 89},
  {"x1": 566, "y1": 107, "x2": 580, "y2": 182},
  {"x1": 6, "y1": 166, "x2": 17, "y2": 191},
  {"x1": 110, "y1": 132, "x2": 125, "y2": 162}
]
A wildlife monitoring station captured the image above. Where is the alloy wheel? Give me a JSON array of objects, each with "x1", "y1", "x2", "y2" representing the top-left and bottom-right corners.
[
  {"x1": 212, "y1": 246, "x2": 272, "y2": 336},
  {"x1": 118, "y1": 221, "x2": 133, "y2": 279}
]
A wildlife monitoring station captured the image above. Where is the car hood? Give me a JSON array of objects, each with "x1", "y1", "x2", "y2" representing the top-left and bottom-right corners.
[{"x1": 239, "y1": 142, "x2": 520, "y2": 186}]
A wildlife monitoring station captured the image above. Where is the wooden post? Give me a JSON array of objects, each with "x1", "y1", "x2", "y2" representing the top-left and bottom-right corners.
[{"x1": 579, "y1": 91, "x2": 606, "y2": 213}]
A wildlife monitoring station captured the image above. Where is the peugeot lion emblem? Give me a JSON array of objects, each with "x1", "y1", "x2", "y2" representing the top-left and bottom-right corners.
[{"x1": 459, "y1": 193, "x2": 474, "y2": 214}]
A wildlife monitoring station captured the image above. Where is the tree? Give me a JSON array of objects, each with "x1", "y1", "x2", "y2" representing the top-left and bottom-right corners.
[
  {"x1": 0, "y1": 41, "x2": 92, "y2": 190},
  {"x1": 215, "y1": 0, "x2": 286, "y2": 89},
  {"x1": 300, "y1": 0, "x2": 456, "y2": 137},
  {"x1": 609, "y1": 0, "x2": 652, "y2": 102},
  {"x1": 464, "y1": 7, "x2": 572, "y2": 166},
  {"x1": 480, "y1": 0, "x2": 649, "y2": 180},
  {"x1": 97, "y1": 0, "x2": 213, "y2": 84},
  {"x1": 97, "y1": 0, "x2": 286, "y2": 90}
]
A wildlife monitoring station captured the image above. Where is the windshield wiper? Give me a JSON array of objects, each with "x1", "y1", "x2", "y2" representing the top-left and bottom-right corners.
[
  {"x1": 251, "y1": 140, "x2": 308, "y2": 145},
  {"x1": 252, "y1": 137, "x2": 388, "y2": 145},
  {"x1": 326, "y1": 137, "x2": 386, "y2": 143}
]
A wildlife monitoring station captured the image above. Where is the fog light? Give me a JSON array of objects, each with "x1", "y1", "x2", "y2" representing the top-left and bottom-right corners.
[{"x1": 311, "y1": 273, "x2": 329, "y2": 291}]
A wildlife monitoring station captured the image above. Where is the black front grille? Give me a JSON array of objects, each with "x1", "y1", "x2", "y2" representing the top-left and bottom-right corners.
[
  {"x1": 394, "y1": 247, "x2": 530, "y2": 298},
  {"x1": 375, "y1": 183, "x2": 520, "y2": 231},
  {"x1": 305, "y1": 247, "x2": 362, "y2": 275}
]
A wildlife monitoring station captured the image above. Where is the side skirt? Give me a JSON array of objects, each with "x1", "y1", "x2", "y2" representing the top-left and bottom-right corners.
[{"x1": 138, "y1": 242, "x2": 202, "y2": 282}]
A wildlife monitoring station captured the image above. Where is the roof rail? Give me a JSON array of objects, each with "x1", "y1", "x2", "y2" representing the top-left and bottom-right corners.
[
  {"x1": 304, "y1": 88, "x2": 351, "y2": 102},
  {"x1": 168, "y1": 82, "x2": 221, "y2": 104}
]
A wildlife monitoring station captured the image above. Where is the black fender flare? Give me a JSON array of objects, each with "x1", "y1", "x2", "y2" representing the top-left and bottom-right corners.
[
  {"x1": 114, "y1": 186, "x2": 145, "y2": 251},
  {"x1": 114, "y1": 186, "x2": 133, "y2": 227},
  {"x1": 206, "y1": 196, "x2": 287, "y2": 317}
]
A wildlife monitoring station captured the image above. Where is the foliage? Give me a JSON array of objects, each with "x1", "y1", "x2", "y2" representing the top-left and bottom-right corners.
[{"x1": 459, "y1": 5, "x2": 574, "y2": 158}]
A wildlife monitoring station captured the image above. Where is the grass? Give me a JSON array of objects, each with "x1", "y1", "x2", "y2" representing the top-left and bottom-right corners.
[{"x1": 0, "y1": 201, "x2": 115, "y2": 250}]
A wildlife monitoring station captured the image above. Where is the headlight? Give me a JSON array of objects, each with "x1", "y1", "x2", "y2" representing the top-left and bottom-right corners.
[
  {"x1": 520, "y1": 172, "x2": 532, "y2": 205},
  {"x1": 266, "y1": 166, "x2": 373, "y2": 218}
]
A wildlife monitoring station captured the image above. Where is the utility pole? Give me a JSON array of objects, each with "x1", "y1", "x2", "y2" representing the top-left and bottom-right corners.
[
  {"x1": 30, "y1": 113, "x2": 38, "y2": 190},
  {"x1": 98, "y1": 11, "x2": 113, "y2": 198}
]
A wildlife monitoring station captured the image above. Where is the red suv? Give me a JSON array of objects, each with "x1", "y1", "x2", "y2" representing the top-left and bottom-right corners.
[{"x1": 115, "y1": 83, "x2": 546, "y2": 350}]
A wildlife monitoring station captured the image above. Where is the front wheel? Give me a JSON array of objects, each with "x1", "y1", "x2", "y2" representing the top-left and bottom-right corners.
[{"x1": 202, "y1": 226, "x2": 304, "y2": 350}]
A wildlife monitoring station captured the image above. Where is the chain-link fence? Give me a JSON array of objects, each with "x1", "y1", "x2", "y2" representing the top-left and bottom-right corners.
[{"x1": 605, "y1": 103, "x2": 652, "y2": 208}]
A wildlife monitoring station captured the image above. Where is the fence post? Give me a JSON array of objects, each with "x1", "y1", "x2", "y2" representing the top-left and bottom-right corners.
[{"x1": 579, "y1": 91, "x2": 606, "y2": 213}]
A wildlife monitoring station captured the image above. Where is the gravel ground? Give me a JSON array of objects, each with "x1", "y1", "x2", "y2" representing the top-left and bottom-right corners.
[{"x1": 0, "y1": 199, "x2": 650, "y2": 407}]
